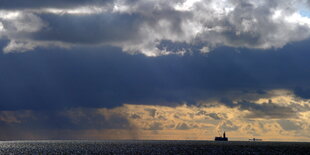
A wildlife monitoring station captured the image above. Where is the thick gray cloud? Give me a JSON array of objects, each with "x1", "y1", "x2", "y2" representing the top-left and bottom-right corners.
[
  {"x1": 0, "y1": 109, "x2": 130, "y2": 130},
  {"x1": 239, "y1": 100, "x2": 298, "y2": 119},
  {"x1": 278, "y1": 120, "x2": 302, "y2": 131},
  {"x1": 0, "y1": 0, "x2": 310, "y2": 56},
  {"x1": 220, "y1": 98, "x2": 299, "y2": 119},
  {"x1": 32, "y1": 13, "x2": 143, "y2": 44},
  {"x1": 0, "y1": 0, "x2": 112, "y2": 9},
  {"x1": 0, "y1": 40, "x2": 310, "y2": 110},
  {"x1": 294, "y1": 87, "x2": 310, "y2": 99},
  {"x1": 0, "y1": 108, "x2": 136, "y2": 140}
]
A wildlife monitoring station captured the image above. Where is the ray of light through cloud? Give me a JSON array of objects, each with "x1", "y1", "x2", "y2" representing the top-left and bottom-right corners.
[{"x1": 0, "y1": 0, "x2": 310, "y2": 142}]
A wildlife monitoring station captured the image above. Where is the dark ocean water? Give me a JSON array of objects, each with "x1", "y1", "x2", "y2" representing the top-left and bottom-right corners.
[{"x1": 0, "y1": 140, "x2": 309, "y2": 155}]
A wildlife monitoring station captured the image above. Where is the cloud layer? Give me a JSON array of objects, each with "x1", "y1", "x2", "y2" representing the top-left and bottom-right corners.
[
  {"x1": 0, "y1": 39, "x2": 310, "y2": 110},
  {"x1": 1, "y1": 0, "x2": 310, "y2": 141},
  {"x1": 1, "y1": 90, "x2": 310, "y2": 141},
  {"x1": 1, "y1": 0, "x2": 310, "y2": 56}
]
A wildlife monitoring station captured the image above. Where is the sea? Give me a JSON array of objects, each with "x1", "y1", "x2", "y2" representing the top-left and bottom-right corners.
[{"x1": 0, "y1": 140, "x2": 309, "y2": 155}]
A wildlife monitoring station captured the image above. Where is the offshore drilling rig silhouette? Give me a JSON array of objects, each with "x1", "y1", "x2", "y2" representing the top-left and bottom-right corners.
[{"x1": 214, "y1": 131, "x2": 228, "y2": 141}]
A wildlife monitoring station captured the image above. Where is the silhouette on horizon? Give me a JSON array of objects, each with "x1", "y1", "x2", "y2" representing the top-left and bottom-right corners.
[{"x1": 215, "y1": 131, "x2": 228, "y2": 141}]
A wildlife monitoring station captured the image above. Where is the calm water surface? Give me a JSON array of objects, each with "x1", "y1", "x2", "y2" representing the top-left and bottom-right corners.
[{"x1": 0, "y1": 140, "x2": 309, "y2": 154}]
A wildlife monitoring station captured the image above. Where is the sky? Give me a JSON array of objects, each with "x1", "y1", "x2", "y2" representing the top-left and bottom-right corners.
[{"x1": 1, "y1": 0, "x2": 310, "y2": 141}]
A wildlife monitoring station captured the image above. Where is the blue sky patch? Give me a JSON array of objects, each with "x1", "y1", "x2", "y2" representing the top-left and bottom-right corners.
[{"x1": 300, "y1": 10, "x2": 310, "y2": 18}]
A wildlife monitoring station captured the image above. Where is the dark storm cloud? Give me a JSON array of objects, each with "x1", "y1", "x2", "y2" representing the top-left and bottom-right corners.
[
  {"x1": 220, "y1": 98, "x2": 298, "y2": 119},
  {"x1": 0, "y1": 38, "x2": 310, "y2": 111},
  {"x1": 294, "y1": 87, "x2": 310, "y2": 99},
  {"x1": 30, "y1": 11, "x2": 188, "y2": 46},
  {"x1": 0, "y1": 109, "x2": 130, "y2": 131},
  {"x1": 0, "y1": 0, "x2": 112, "y2": 9},
  {"x1": 239, "y1": 100, "x2": 298, "y2": 119},
  {"x1": 1, "y1": 0, "x2": 310, "y2": 141},
  {"x1": 0, "y1": 108, "x2": 135, "y2": 140},
  {"x1": 31, "y1": 13, "x2": 143, "y2": 44},
  {"x1": 1, "y1": 0, "x2": 309, "y2": 55}
]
